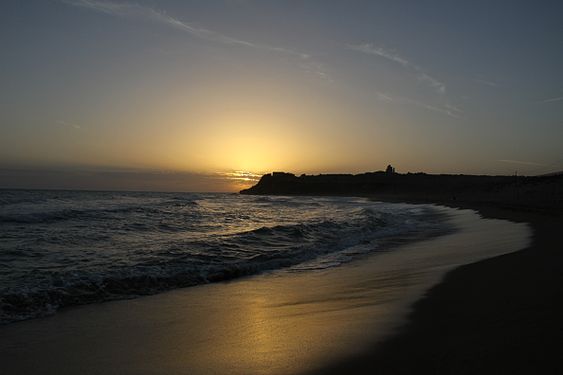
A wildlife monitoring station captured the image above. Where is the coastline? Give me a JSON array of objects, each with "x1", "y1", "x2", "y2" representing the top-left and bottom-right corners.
[
  {"x1": 0, "y1": 203, "x2": 531, "y2": 374},
  {"x1": 311, "y1": 196, "x2": 563, "y2": 374}
]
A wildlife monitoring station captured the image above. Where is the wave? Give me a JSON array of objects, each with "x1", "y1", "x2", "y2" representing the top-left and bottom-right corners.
[
  {"x1": 0, "y1": 204, "x2": 200, "y2": 225},
  {"x1": 0, "y1": 206, "x2": 450, "y2": 325},
  {"x1": 0, "y1": 193, "x2": 452, "y2": 324}
]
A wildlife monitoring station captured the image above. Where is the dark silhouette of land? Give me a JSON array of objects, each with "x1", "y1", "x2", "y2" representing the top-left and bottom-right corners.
[
  {"x1": 241, "y1": 168, "x2": 563, "y2": 211},
  {"x1": 242, "y1": 168, "x2": 563, "y2": 374}
]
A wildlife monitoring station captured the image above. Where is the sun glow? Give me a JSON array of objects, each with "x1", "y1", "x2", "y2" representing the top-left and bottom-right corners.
[
  {"x1": 218, "y1": 170, "x2": 263, "y2": 190},
  {"x1": 188, "y1": 109, "x2": 309, "y2": 173},
  {"x1": 221, "y1": 170, "x2": 263, "y2": 182}
]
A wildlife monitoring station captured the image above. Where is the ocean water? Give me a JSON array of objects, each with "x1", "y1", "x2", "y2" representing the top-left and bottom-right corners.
[{"x1": 0, "y1": 190, "x2": 451, "y2": 324}]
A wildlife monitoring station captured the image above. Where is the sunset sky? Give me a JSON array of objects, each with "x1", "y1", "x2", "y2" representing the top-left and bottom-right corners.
[{"x1": 1, "y1": 0, "x2": 562, "y2": 191}]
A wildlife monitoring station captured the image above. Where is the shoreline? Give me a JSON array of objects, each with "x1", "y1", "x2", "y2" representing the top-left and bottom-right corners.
[
  {"x1": 310, "y1": 196, "x2": 563, "y2": 374},
  {"x1": 0, "y1": 202, "x2": 531, "y2": 374}
]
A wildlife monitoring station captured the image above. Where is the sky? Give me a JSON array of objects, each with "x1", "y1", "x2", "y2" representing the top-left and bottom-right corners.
[{"x1": 1, "y1": 0, "x2": 562, "y2": 191}]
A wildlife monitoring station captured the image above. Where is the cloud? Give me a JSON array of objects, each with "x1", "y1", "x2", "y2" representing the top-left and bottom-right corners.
[
  {"x1": 56, "y1": 120, "x2": 81, "y2": 129},
  {"x1": 304, "y1": 61, "x2": 333, "y2": 83},
  {"x1": 216, "y1": 170, "x2": 263, "y2": 184},
  {"x1": 497, "y1": 159, "x2": 547, "y2": 167},
  {"x1": 473, "y1": 77, "x2": 499, "y2": 87},
  {"x1": 541, "y1": 96, "x2": 563, "y2": 103},
  {"x1": 375, "y1": 92, "x2": 393, "y2": 103},
  {"x1": 417, "y1": 72, "x2": 446, "y2": 94},
  {"x1": 62, "y1": 0, "x2": 328, "y2": 79},
  {"x1": 0, "y1": 166, "x2": 254, "y2": 192},
  {"x1": 348, "y1": 44, "x2": 409, "y2": 67},
  {"x1": 406, "y1": 99, "x2": 461, "y2": 119},
  {"x1": 348, "y1": 43, "x2": 446, "y2": 95},
  {"x1": 370, "y1": 91, "x2": 460, "y2": 119},
  {"x1": 347, "y1": 44, "x2": 461, "y2": 118}
]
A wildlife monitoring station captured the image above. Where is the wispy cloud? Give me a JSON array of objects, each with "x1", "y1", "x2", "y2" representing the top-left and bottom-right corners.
[
  {"x1": 216, "y1": 170, "x2": 263, "y2": 184},
  {"x1": 373, "y1": 92, "x2": 461, "y2": 119},
  {"x1": 348, "y1": 43, "x2": 446, "y2": 95},
  {"x1": 63, "y1": 0, "x2": 302, "y2": 56},
  {"x1": 473, "y1": 77, "x2": 499, "y2": 87},
  {"x1": 375, "y1": 91, "x2": 393, "y2": 103},
  {"x1": 349, "y1": 44, "x2": 410, "y2": 68},
  {"x1": 298, "y1": 60, "x2": 333, "y2": 83},
  {"x1": 541, "y1": 96, "x2": 563, "y2": 103},
  {"x1": 406, "y1": 99, "x2": 462, "y2": 119},
  {"x1": 497, "y1": 159, "x2": 546, "y2": 167},
  {"x1": 62, "y1": 0, "x2": 328, "y2": 79},
  {"x1": 56, "y1": 120, "x2": 81, "y2": 129}
]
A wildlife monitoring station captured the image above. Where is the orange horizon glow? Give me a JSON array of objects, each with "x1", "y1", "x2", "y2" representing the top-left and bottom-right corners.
[{"x1": 2, "y1": 1, "x2": 561, "y2": 192}]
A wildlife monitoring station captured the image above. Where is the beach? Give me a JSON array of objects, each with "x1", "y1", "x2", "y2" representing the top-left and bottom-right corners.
[
  {"x1": 4, "y1": 2, "x2": 562, "y2": 373},
  {"x1": 312, "y1": 201, "x2": 563, "y2": 374},
  {"x1": 0, "y1": 204, "x2": 532, "y2": 374}
]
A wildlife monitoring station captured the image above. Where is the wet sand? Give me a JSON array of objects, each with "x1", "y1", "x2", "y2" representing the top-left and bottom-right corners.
[
  {"x1": 312, "y1": 201, "x2": 563, "y2": 374},
  {"x1": 0, "y1": 207, "x2": 530, "y2": 374}
]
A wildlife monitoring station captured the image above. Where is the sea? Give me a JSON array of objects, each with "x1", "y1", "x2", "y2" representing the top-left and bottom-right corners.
[{"x1": 0, "y1": 190, "x2": 451, "y2": 324}]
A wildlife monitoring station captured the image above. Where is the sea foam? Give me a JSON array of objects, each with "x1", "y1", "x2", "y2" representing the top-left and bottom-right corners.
[{"x1": 0, "y1": 191, "x2": 450, "y2": 324}]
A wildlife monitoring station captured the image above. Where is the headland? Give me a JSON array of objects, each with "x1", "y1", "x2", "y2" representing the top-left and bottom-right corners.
[{"x1": 242, "y1": 168, "x2": 563, "y2": 374}]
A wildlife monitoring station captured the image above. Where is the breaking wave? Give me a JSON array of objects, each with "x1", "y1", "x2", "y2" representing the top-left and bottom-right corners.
[{"x1": 0, "y1": 190, "x2": 452, "y2": 324}]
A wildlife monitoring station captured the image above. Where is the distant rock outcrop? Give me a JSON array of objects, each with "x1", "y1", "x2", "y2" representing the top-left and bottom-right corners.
[{"x1": 240, "y1": 168, "x2": 563, "y2": 210}]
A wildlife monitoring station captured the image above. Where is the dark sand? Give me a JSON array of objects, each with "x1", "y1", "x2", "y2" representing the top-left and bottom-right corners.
[
  {"x1": 0, "y1": 206, "x2": 531, "y2": 374},
  {"x1": 312, "y1": 199, "x2": 563, "y2": 374}
]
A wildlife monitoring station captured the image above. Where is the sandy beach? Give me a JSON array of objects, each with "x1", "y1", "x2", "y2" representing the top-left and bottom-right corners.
[
  {"x1": 312, "y1": 200, "x2": 563, "y2": 374},
  {"x1": 3, "y1": 2, "x2": 562, "y2": 374},
  {"x1": 0, "y1": 206, "x2": 531, "y2": 374}
]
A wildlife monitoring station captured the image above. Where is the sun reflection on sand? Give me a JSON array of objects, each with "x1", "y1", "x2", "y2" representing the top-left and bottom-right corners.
[{"x1": 0, "y1": 210, "x2": 531, "y2": 375}]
